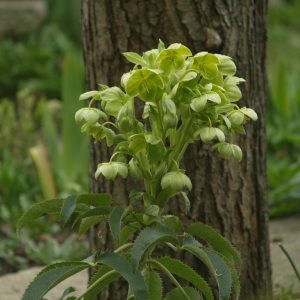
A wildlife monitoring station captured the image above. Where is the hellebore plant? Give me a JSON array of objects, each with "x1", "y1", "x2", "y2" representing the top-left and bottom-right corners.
[{"x1": 18, "y1": 41, "x2": 257, "y2": 300}]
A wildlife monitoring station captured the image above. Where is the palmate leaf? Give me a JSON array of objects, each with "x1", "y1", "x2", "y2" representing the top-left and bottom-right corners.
[
  {"x1": 22, "y1": 261, "x2": 90, "y2": 300},
  {"x1": 186, "y1": 222, "x2": 241, "y2": 266},
  {"x1": 144, "y1": 270, "x2": 163, "y2": 300},
  {"x1": 131, "y1": 225, "x2": 177, "y2": 268},
  {"x1": 164, "y1": 287, "x2": 202, "y2": 300},
  {"x1": 156, "y1": 256, "x2": 213, "y2": 300}
]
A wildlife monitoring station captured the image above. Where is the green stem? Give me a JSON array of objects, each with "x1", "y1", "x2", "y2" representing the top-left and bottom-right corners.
[
  {"x1": 114, "y1": 243, "x2": 133, "y2": 253},
  {"x1": 157, "y1": 101, "x2": 165, "y2": 140},
  {"x1": 169, "y1": 116, "x2": 193, "y2": 169},
  {"x1": 148, "y1": 259, "x2": 191, "y2": 300}
]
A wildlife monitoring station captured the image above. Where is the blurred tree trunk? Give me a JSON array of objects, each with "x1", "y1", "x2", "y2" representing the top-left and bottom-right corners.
[{"x1": 81, "y1": 0, "x2": 272, "y2": 299}]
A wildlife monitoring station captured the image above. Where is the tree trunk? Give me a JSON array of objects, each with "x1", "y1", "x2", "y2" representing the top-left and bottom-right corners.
[{"x1": 81, "y1": 1, "x2": 272, "y2": 299}]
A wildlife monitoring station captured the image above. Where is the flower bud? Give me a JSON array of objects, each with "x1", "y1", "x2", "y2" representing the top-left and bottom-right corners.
[{"x1": 228, "y1": 111, "x2": 244, "y2": 126}]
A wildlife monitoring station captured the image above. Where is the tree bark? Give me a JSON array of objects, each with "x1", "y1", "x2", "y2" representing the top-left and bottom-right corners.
[{"x1": 81, "y1": 1, "x2": 272, "y2": 299}]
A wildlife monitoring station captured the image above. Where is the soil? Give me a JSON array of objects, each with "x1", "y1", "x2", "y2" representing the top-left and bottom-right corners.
[{"x1": 0, "y1": 217, "x2": 299, "y2": 300}]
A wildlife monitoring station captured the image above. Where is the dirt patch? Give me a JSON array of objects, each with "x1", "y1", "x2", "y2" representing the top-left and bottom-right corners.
[{"x1": 270, "y1": 217, "x2": 300, "y2": 294}]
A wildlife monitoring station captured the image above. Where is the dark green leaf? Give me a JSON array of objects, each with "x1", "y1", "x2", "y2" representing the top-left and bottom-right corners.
[
  {"x1": 164, "y1": 287, "x2": 202, "y2": 300},
  {"x1": 131, "y1": 226, "x2": 177, "y2": 268},
  {"x1": 72, "y1": 207, "x2": 111, "y2": 230},
  {"x1": 79, "y1": 216, "x2": 105, "y2": 234},
  {"x1": 82, "y1": 266, "x2": 120, "y2": 300},
  {"x1": 77, "y1": 193, "x2": 112, "y2": 207},
  {"x1": 109, "y1": 206, "x2": 126, "y2": 243},
  {"x1": 22, "y1": 261, "x2": 90, "y2": 300},
  {"x1": 205, "y1": 249, "x2": 232, "y2": 300},
  {"x1": 60, "y1": 196, "x2": 77, "y2": 227},
  {"x1": 96, "y1": 252, "x2": 147, "y2": 300},
  {"x1": 157, "y1": 257, "x2": 213, "y2": 300},
  {"x1": 186, "y1": 222, "x2": 241, "y2": 266},
  {"x1": 144, "y1": 270, "x2": 163, "y2": 300},
  {"x1": 17, "y1": 198, "x2": 64, "y2": 235}
]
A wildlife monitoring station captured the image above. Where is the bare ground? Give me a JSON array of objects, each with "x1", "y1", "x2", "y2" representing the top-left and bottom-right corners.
[{"x1": 0, "y1": 217, "x2": 299, "y2": 300}]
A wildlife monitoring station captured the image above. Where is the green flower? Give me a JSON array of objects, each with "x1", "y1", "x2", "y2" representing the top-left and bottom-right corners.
[
  {"x1": 95, "y1": 162, "x2": 128, "y2": 180},
  {"x1": 75, "y1": 108, "x2": 107, "y2": 124},
  {"x1": 215, "y1": 143, "x2": 242, "y2": 161},
  {"x1": 161, "y1": 171, "x2": 192, "y2": 191}
]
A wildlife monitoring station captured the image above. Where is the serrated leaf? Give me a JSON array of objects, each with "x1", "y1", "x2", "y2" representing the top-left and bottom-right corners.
[
  {"x1": 109, "y1": 206, "x2": 126, "y2": 243},
  {"x1": 182, "y1": 242, "x2": 231, "y2": 300},
  {"x1": 82, "y1": 266, "x2": 120, "y2": 300},
  {"x1": 164, "y1": 287, "x2": 202, "y2": 300},
  {"x1": 131, "y1": 226, "x2": 177, "y2": 268},
  {"x1": 119, "y1": 225, "x2": 137, "y2": 245},
  {"x1": 186, "y1": 222, "x2": 241, "y2": 267},
  {"x1": 58, "y1": 286, "x2": 76, "y2": 300},
  {"x1": 157, "y1": 256, "x2": 213, "y2": 300},
  {"x1": 205, "y1": 249, "x2": 232, "y2": 300},
  {"x1": 22, "y1": 261, "x2": 90, "y2": 300},
  {"x1": 79, "y1": 216, "x2": 105, "y2": 234},
  {"x1": 96, "y1": 252, "x2": 147, "y2": 300},
  {"x1": 72, "y1": 207, "x2": 111, "y2": 230},
  {"x1": 144, "y1": 270, "x2": 163, "y2": 300},
  {"x1": 76, "y1": 193, "x2": 112, "y2": 207},
  {"x1": 17, "y1": 198, "x2": 64, "y2": 235},
  {"x1": 60, "y1": 196, "x2": 77, "y2": 227}
]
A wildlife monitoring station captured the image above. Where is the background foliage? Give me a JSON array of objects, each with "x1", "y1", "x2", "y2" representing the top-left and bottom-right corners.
[
  {"x1": 267, "y1": 0, "x2": 300, "y2": 218},
  {"x1": 0, "y1": 0, "x2": 88, "y2": 274}
]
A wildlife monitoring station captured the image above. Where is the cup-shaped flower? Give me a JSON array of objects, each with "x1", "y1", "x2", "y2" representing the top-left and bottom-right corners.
[
  {"x1": 75, "y1": 108, "x2": 107, "y2": 125},
  {"x1": 161, "y1": 171, "x2": 192, "y2": 191},
  {"x1": 195, "y1": 127, "x2": 225, "y2": 143},
  {"x1": 215, "y1": 143, "x2": 242, "y2": 161},
  {"x1": 95, "y1": 162, "x2": 128, "y2": 180}
]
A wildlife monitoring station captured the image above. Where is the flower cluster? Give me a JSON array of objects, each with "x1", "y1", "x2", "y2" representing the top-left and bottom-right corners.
[{"x1": 76, "y1": 41, "x2": 257, "y2": 203}]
